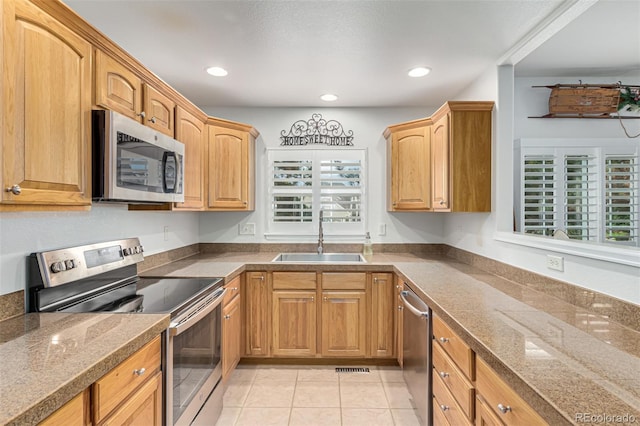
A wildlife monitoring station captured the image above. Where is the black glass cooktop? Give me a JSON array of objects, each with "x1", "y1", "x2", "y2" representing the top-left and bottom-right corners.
[{"x1": 136, "y1": 277, "x2": 224, "y2": 316}]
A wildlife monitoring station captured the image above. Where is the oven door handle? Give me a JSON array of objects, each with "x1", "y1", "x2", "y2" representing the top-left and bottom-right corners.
[{"x1": 169, "y1": 288, "x2": 227, "y2": 336}]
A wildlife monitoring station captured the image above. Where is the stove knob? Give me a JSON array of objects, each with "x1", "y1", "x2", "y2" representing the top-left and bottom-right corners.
[
  {"x1": 135, "y1": 246, "x2": 142, "y2": 254},
  {"x1": 65, "y1": 259, "x2": 76, "y2": 270},
  {"x1": 139, "y1": 245, "x2": 144, "y2": 253},
  {"x1": 50, "y1": 261, "x2": 66, "y2": 273},
  {"x1": 124, "y1": 248, "x2": 131, "y2": 256}
]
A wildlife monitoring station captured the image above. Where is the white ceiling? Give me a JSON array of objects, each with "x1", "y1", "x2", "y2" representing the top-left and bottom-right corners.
[{"x1": 63, "y1": 0, "x2": 639, "y2": 109}]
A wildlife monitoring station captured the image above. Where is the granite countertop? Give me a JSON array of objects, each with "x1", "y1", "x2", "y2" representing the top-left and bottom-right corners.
[
  {"x1": 0, "y1": 312, "x2": 169, "y2": 425},
  {"x1": 141, "y1": 251, "x2": 640, "y2": 425}
]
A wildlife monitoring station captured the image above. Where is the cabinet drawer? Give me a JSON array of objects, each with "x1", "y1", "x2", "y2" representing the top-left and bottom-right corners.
[
  {"x1": 223, "y1": 275, "x2": 241, "y2": 305},
  {"x1": 432, "y1": 340, "x2": 474, "y2": 420},
  {"x1": 93, "y1": 336, "x2": 162, "y2": 423},
  {"x1": 321, "y1": 272, "x2": 366, "y2": 290},
  {"x1": 433, "y1": 369, "x2": 473, "y2": 426},
  {"x1": 100, "y1": 371, "x2": 162, "y2": 426},
  {"x1": 40, "y1": 389, "x2": 88, "y2": 426},
  {"x1": 476, "y1": 357, "x2": 547, "y2": 426},
  {"x1": 433, "y1": 315, "x2": 474, "y2": 380},
  {"x1": 272, "y1": 272, "x2": 317, "y2": 290},
  {"x1": 433, "y1": 397, "x2": 452, "y2": 426}
]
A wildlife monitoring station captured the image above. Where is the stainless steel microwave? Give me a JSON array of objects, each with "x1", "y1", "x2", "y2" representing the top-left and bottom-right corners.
[{"x1": 92, "y1": 110, "x2": 184, "y2": 203}]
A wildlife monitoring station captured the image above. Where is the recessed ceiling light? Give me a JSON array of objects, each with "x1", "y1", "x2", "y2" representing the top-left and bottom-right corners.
[
  {"x1": 206, "y1": 66, "x2": 228, "y2": 77},
  {"x1": 320, "y1": 94, "x2": 338, "y2": 102},
  {"x1": 408, "y1": 67, "x2": 431, "y2": 77}
]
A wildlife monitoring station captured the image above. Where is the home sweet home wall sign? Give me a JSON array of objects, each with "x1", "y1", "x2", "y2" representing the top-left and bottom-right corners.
[{"x1": 280, "y1": 113, "x2": 354, "y2": 146}]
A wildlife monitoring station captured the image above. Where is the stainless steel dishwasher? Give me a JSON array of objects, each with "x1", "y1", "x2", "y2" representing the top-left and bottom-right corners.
[{"x1": 401, "y1": 284, "x2": 432, "y2": 426}]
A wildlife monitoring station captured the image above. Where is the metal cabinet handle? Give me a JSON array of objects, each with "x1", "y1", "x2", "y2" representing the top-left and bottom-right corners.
[
  {"x1": 398, "y1": 305, "x2": 403, "y2": 310},
  {"x1": 243, "y1": 201, "x2": 247, "y2": 205},
  {"x1": 232, "y1": 287, "x2": 238, "y2": 291},
  {"x1": 439, "y1": 371, "x2": 449, "y2": 378},
  {"x1": 439, "y1": 200, "x2": 445, "y2": 205},
  {"x1": 5, "y1": 185, "x2": 21, "y2": 195},
  {"x1": 374, "y1": 277, "x2": 378, "y2": 283},
  {"x1": 224, "y1": 314, "x2": 231, "y2": 320},
  {"x1": 439, "y1": 337, "x2": 450, "y2": 343},
  {"x1": 136, "y1": 111, "x2": 146, "y2": 118},
  {"x1": 258, "y1": 275, "x2": 264, "y2": 281},
  {"x1": 133, "y1": 368, "x2": 146, "y2": 376},
  {"x1": 497, "y1": 404, "x2": 512, "y2": 414},
  {"x1": 309, "y1": 297, "x2": 315, "y2": 302},
  {"x1": 439, "y1": 405, "x2": 449, "y2": 412},
  {"x1": 149, "y1": 116, "x2": 157, "y2": 124},
  {"x1": 323, "y1": 297, "x2": 328, "y2": 301}
]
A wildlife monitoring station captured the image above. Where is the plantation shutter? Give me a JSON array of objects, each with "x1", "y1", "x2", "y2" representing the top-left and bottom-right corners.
[
  {"x1": 268, "y1": 149, "x2": 366, "y2": 236},
  {"x1": 271, "y1": 159, "x2": 313, "y2": 223},
  {"x1": 522, "y1": 154, "x2": 557, "y2": 236},
  {"x1": 564, "y1": 154, "x2": 598, "y2": 241},
  {"x1": 605, "y1": 155, "x2": 638, "y2": 243},
  {"x1": 320, "y1": 159, "x2": 363, "y2": 223}
]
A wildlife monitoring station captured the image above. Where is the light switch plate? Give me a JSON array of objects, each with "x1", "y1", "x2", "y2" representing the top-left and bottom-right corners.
[
  {"x1": 239, "y1": 223, "x2": 256, "y2": 235},
  {"x1": 378, "y1": 224, "x2": 386, "y2": 236}
]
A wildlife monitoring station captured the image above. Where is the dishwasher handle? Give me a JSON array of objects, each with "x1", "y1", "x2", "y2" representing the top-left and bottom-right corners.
[{"x1": 401, "y1": 290, "x2": 429, "y2": 319}]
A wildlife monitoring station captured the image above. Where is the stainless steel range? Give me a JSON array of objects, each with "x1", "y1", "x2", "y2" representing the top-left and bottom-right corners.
[{"x1": 28, "y1": 238, "x2": 225, "y2": 426}]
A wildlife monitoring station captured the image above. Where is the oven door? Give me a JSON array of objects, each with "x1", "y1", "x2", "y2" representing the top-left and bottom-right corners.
[{"x1": 168, "y1": 287, "x2": 226, "y2": 426}]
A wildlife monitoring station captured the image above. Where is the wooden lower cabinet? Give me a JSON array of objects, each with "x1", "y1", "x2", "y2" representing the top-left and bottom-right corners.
[
  {"x1": 39, "y1": 389, "x2": 89, "y2": 426},
  {"x1": 475, "y1": 358, "x2": 547, "y2": 426},
  {"x1": 476, "y1": 394, "x2": 504, "y2": 426},
  {"x1": 222, "y1": 291, "x2": 242, "y2": 380},
  {"x1": 321, "y1": 291, "x2": 367, "y2": 357},
  {"x1": 245, "y1": 272, "x2": 269, "y2": 356},
  {"x1": 272, "y1": 290, "x2": 317, "y2": 356},
  {"x1": 370, "y1": 273, "x2": 394, "y2": 358},
  {"x1": 99, "y1": 371, "x2": 162, "y2": 426}
]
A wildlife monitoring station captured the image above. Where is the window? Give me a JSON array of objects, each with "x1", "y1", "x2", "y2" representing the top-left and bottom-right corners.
[
  {"x1": 268, "y1": 149, "x2": 366, "y2": 237},
  {"x1": 516, "y1": 139, "x2": 639, "y2": 247}
]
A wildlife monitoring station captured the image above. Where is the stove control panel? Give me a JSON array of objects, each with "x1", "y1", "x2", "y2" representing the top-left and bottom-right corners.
[{"x1": 32, "y1": 238, "x2": 144, "y2": 288}]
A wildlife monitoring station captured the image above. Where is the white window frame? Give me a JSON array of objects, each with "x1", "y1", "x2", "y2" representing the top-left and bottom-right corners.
[
  {"x1": 515, "y1": 138, "x2": 639, "y2": 248},
  {"x1": 265, "y1": 148, "x2": 367, "y2": 239}
]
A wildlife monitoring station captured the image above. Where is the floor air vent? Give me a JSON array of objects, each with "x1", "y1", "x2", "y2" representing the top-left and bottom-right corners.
[{"x1": 335, "y1": 367, "x2": 370, "y2": 373}]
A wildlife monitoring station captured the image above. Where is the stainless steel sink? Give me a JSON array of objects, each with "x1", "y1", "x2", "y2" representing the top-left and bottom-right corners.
[{"x1": 272, "y1": 253, "x2": 365, "y2": 263}]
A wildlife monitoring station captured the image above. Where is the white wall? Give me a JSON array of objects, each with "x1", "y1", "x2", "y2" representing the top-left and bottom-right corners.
[
  {"x1": 444, "y1": 67, "x2": 640, "y2": 304},
  {"x1": 199, "y1": 107, "x2": 447, "y2": 245},
  {"x1": 0, "y1": 204, "x2": 199, "y2": 295}
]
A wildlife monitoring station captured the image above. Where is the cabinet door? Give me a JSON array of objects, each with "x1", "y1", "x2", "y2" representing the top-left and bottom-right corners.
[
  {"x1": 370, "y1": 273, "x2": 394, "y2": 358},
  {"x1": 272, "y1": 291, "x2": 317, "y2": 357},
  {"x1": 143, "y1": 84, "x2": 175, "y2": 136},
  {"x1": 207, "y1": 126, "x2": 252, "y2": 210},
  {"x1": 174, "y1": 107, "x2": 205, "y2": 210},
  {"x1": 2, "y1": 0, "x2": 92, "y2": 208},
  {"x1": 100, "y1": 371, "x2": 162, "y2": 426},
  {"x1": 390, "y1": 127, "x2": 431, "y2": 210},
  {"x1": 431, "y1": 113, "x2": 450, "y2": 211},
  {"x1": 95, "y1": 49, "x2": 142, "y2": 120},
  {"x1": 321, "y1": 291, "x2": 367, "y2": 357},
  {"x1": 475, "y1": 395, "x2": 504, "y2": 426},
  {"x1": 245, "y1": 272, "x2": 269, "y2": 356},
  {"x1": 40, "y1": 389, "x2": 89, "y2": 426},
  {"x1": 222, "y1": 294, "x2": 242, "y2": 380}
]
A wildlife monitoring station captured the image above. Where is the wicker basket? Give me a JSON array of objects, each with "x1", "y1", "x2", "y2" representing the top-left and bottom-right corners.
[{"x1": 548, "y1": 86, "x2": 620, "y2": 115}]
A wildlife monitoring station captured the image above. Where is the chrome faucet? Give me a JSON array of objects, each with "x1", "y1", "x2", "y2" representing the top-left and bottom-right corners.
[{"x1": 317, "y1": 209, "x2": 324, "y2": 255}]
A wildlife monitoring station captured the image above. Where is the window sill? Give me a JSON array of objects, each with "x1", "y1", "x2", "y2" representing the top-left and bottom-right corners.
[{"x1": 494, "y1": 231, "x2": 640, "y2": 268}]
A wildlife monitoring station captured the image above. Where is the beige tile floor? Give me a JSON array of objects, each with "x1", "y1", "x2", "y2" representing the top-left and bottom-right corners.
[{"x1": 215, "y1": 364, "x2": 422, "y2": 426}]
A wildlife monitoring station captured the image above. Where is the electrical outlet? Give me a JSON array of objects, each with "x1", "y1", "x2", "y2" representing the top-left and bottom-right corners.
[
  {"x1": 163, "y1": 226, "x2": 169, "y2": 241},
  {"x1": 546, "y1": 255, "x2": 564, "y2": 272},
  {"x1": 378, "y1": 223, "x2": 386, "y2": 236},
  {"x1": 239, "y1": 223, "x2": 256, "y2": 235}
]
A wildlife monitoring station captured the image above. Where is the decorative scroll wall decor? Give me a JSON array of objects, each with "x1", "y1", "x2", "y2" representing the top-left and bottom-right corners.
[{"x1": 280, "y1": 113, "x2": 354, "y2": 146}]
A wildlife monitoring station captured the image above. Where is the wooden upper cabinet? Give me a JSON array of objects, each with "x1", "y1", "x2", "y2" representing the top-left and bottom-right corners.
[
  {"x1": 95, "y1": 49, "x2": 142, "y2": 120},
  {"x1": 143, "y1": 84, "x2": 175, "y2": 136},
  {"x1": 434, "y1": 102, "x2": 493, "y2": 212},
  {"x1": 174, "y1": 106, "x2": 205, "y2": 210},
  {"x1": 1, "y1": 0, "x2": 92, "y2": 209},
  {"x1": 207, "y1": 122, "x2": 257, "y2": 211},
  {"x1": 385, "y1": 122, "x2": 431, "y2": 211},
  {"x1": 385, "y1": 101, "x2": 493, "y2": 213},
  {"x1": 431, "y1": 113, "x2": 450, "y2": 211}
]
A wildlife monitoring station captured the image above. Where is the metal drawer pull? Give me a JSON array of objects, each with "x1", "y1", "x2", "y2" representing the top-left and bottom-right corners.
[
  {"x1": 439, "y1": 371, "x2": 449, "y2": 378},
  {"x1": 6, "y1": 185, "x2": 21, "y2": 195},
  {"x1": 497, "y1": 404, "x2": 512, "y2": 414},
  {"x1": 440, "y1": 405, "x2": 450, "y2": 412},
  {"x1": 224, "y1": 315, "x2": 231, "y2": 320},
  {"x1": 133, "y1": 368, "x2": 146, "y2": 376},
  {"x1": 232, "y1": 287, "x2": 238, "y2": 291},
  {"x1": 439, "y1": 337, "x2": 450, "y2": 343}
]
